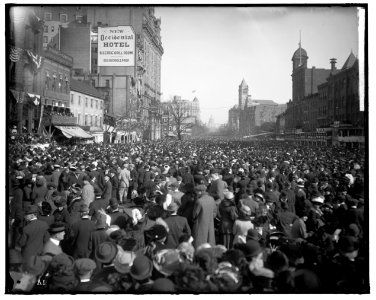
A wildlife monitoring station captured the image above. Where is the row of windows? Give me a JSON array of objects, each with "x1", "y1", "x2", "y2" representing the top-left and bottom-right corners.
[
  {"x1": 45, "y1": 72, "x2": 70, "y2": 94},
  {"x1": 77, "y1": 114, "x2": 102, "y2": 127},
  {"x1": 71, "y1": 94, "x2": 103, "y2": 109},
  {"x1": 44, "y1": 12, "x2": 69, "y2": 23}
]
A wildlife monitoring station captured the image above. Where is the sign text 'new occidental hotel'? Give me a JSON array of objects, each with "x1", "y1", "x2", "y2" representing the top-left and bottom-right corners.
[{"x1": 98, "y1": 26, "x2": 135, "y2": 67}]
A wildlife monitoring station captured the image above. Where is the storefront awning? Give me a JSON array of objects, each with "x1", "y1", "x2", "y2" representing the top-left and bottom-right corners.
[{"x1": 55, "y1": 126, "x2": 93, "y2": 139}]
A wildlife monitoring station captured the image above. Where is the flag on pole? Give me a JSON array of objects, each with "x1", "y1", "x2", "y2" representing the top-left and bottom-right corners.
[{"x1": 26, "y1": 49, "x2": 44, "y2": 72}]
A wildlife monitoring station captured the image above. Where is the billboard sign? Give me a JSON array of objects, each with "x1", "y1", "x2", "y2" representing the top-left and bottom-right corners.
[{"x1": 98, "y1": 26, "x2": 135, "y2": 66}]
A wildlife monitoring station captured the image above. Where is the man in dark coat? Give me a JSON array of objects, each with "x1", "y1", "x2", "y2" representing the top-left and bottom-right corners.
[
  {"x1": 128, "y1": 163, "x2": 139, "y2": 199},
  {"x1": 89, "y1": 219, "x2": 112, "y2": 266},
  {"x1": 89, "y1": 190, "x2": 109, "y2": 223},
  {"x1": 192, "y1": 185, "x2": 217, "y2": 248},
  {"x1": 102, "y1": 174, "x2": 113, "y2": 202},
  {"x1": 17, "y1": 205, "x2": 50, "y2": 263},
  {"x1": 164, "y1": 202, "x2": 191, "y2": 249},
  {"x1": 109, "y1": 168, "x2": 119, "y2": 200},
  {"x1": 69, "y1": 204, "x2": 96, "y2": 259}
]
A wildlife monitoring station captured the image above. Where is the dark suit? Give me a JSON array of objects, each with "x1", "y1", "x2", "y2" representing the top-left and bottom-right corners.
[
  {"x1": 110, "y1": 175, "x2": 119, "y2": 199},
  {"x1": 89, "y1": 228, "x2": 108, "y2": 264},
  {"x1": 69, "y1": 217, "x2": 97, "y2": 259},
  {"x1": 17, "y1": 219, "x2": 50, "y2": 262},
  {"x1": 102, "y1": 180, "x2": 112, "y2": 202},
  {"x1": 164, "y1": 215, "x2": 191, "y2": 248}
]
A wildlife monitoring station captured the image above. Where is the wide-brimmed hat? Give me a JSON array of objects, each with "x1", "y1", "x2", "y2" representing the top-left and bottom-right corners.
[
  {"x1": 24, "y1": 205, "x2": 38, "y2": 215},
  {"x1": 153, "y1": 249, "x2": 182, "y2": 276},
  {"x1": 130, "y1": 255, "x2": 153, "y2": 281},
  {"x1": 239, "y1": 205, "x2": 252, "y2": 217},
  {"x1": 95, "y1": 242, "x2": 118, "y2": 264},
  {"x1": 144, "y1": 224, "x2": 168, "y2": 242},
  {"x1": 244, "y1": 240, "x2": 262, "y2": 258},
  {"x1": 114, "y1": 250, "x2": 136, "y2": 274},
  {"x1": 49, "y1": 222, "x2": 66, "y2": 234}
]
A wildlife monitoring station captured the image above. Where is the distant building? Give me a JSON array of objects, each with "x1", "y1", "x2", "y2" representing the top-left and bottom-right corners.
[
  {"x1": 161, "y1": 96, "x2": 200, "y2": 138},
  {"x1": 70, "y1": 79, "x2": 105, "y2": 142},
  {"x1": 228, "y1": 79, "x2": 286, "y2": 136},
  {"x1": 39, "y1": 5, "x2": 164, "y2": 141},
  {"x1": 277, "y1": 42, "x2": 364, "y2": 148}
]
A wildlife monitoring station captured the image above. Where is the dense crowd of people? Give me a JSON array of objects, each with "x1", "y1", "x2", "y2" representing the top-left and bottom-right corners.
[{"x1": 7, "y1": 135, "x2": 368, "y2": 293}]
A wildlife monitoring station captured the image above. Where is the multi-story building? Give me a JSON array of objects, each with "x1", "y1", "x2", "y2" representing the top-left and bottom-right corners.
[
  {"x1": 228, "y1": 79, "x2": 286, "y2": 136},
  {"x1": 277, "y1": 44, "x2": 364, "y2": 147},
  {"x1": 8, "y1": 6, "x2": 45, "y2": 133},
  {"x1": 161, "y1": 96, "x2": 200, "y2": 138},
  {"x1": 40, "y1": 6, "x2": 164, "y2": 141},
  {"x1": 70, "y1": 79, "x2": 105, "y2": 142}
]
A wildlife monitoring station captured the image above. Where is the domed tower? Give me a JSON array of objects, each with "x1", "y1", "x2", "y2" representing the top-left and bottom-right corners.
[
  {"x1": 292, "y1": 34, "x2": 308, "y2": 71},
  {"x1": 238, "y1": 79, "x2": 248, "y2": 108}
]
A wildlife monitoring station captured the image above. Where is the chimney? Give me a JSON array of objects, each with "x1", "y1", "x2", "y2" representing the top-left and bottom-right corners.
[{"x1": 330, "y1": 58, "x2": 337, "y2": 72}]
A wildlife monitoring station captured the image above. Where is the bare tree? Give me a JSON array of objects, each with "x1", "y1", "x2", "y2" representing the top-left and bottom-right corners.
[{"x1": 169, "y1": 99, "x2": 196, "y2": 140}]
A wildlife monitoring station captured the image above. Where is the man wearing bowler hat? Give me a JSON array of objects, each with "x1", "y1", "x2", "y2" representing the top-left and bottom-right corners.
[
  {"x1": 164, "y1": 202, "x2": 191, "y2": 249},
  {"x1": 17, "y1": 205, "x2": 50, "y2": 263},
  {"x1": 42, "y1": 221, "x2": 66, "y2": 258},
  {"x1": 90, "y1": 241, "x2": 118, "y2": 290},
  {"x1": 69, "y1": 204, "x2": 96, "y2": 259}
]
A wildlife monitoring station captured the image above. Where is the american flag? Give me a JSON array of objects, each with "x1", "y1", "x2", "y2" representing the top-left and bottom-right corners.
[
  {"x1": 9, "y1": 46, "x2": 23, "y2": 62},
  {"x1": 26, "y1": 49, "x2": 44, "y2": 70}
]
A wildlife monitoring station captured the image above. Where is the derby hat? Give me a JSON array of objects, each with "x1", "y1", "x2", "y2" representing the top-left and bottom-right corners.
[
  {"x1": 95, "y1": 242, "x2": 118, "y2": 264},
  {"x1": 130, "y1": 255, "x2": 153, "y2": 281}
]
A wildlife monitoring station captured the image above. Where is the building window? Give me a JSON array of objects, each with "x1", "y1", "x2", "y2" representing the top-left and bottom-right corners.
[
  {"x1": 44, "y1": 13, "x2": 52, "y2": 21},
  {"x1": 78, "y1": 113, "x2": 81, "y2": 124},
  {"x1": 44, "y1": 25, "x2": 48, "y2": 33},
  {"x1": 92, "y1": 79, "x2": 95, "y2": 87},
  {"x1": 96, "y1": 100, "x2": 98, "y2": 109},
  {"x1": 85, "y1": 115, "x2": 88, "y2": 126},
  {"x1": 106, "y1": 80, "x2": 110, "y2": 87},
  {"x1": 91, "y1": 99, "x2": 93, "y2": 108},
  {"x1": 99, "y1": 117, "x2": 102, "y2": 126},
  {"x1": 71, "y1": 94, "x2": 74, "y2": 104},
  {"x1": 51, "y1": 26, "x2": 54, "y2": 33},
  {"x1": 76, "y1": 15, "x2": 83, "y2": 23},
  {"x1": 85, "y1": 97, "x2": 88, "y2": 107},
  {"x1": 78, "y1": 96, "x2": 81, "y2": 105},
  {"x1": 43, "y1": 36, "x2": 48, "y2": 43},
  {"x1": 52, "y1": 73, "x2": 57, "y2": 91},
  {"x1": 45, "y1": 71, "x2": 50, "y2": 90},
  {"x1": 60, "y1": 14, "x2": 67, "y2": 23},
  {"x1": 100, "y1": 101, "x2": 103, "y2": 109},
  {"x1": 95, "y1": 115, "x2": 98, "y2": 126},
  {"x1": 52, "y1": 100, "x2": 55, "y2": 106},
  {"x1": 65, "y1": 77, "x2": 69, "y2": 93},
  {"x1": 94, "y1": 47, "x2": 97, "y2": 53},
  {"x1": 90, "y1": 115, "x2": 93, "y2": 125},
  {"x1": 58, "y1": 101, "x2": 62, "y2": 107}
]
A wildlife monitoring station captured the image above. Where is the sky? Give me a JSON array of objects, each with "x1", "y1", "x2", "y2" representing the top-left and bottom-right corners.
[{"x1": 155, "y1": 6, "x2": 360, "y2": 125}]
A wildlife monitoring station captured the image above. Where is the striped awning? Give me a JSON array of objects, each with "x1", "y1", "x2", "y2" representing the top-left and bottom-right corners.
[{"x1": 55, "y1": 126, "x2": 93, "y2": 139}]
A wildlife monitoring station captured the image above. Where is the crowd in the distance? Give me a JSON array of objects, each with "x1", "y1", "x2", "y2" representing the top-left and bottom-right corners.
[{"x1": 7, "y1": 136, "x2": 368, "y2": 293}]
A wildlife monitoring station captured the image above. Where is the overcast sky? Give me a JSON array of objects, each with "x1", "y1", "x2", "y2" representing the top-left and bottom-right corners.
[{"x1": 155, "y1": 6, "x2": 360, "y2": 125}]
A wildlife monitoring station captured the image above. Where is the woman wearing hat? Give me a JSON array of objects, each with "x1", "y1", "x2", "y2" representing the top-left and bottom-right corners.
[
  {"x1": 218, "y1": 191, "x2": 238, "y2": 249},
  {"x1": 233, "y1": 205, "x2": 254, "y2": 246}
]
